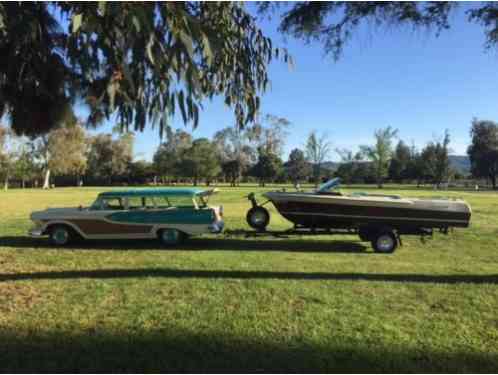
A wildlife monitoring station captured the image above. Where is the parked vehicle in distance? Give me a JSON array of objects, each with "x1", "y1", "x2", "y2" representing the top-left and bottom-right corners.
[
  {"x1": 29, "y1": 188, "x2": 224, "y2": 246},
  {"x1": 246, "y1": 178, "x2": 471, "y2": 253}
]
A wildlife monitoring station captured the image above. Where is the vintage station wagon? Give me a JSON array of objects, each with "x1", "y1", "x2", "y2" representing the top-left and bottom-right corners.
[{"x1": 29, "y1": 188, "x2": 224, "y2": 246}]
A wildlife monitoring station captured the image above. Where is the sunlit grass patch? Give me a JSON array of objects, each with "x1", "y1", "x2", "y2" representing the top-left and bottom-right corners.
[{"x1": 0, "y1": 184, "x2": 497, "y2": 372}]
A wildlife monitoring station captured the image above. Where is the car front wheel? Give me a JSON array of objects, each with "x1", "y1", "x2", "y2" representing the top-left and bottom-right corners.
[{"x1": 49, "y1": 225, "x2": 72, "y2": 246}]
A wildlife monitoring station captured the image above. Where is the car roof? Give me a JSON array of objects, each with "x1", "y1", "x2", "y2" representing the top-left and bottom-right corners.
[{"x1": 98, "y1": 187, "x2": 213, "y2": 198}]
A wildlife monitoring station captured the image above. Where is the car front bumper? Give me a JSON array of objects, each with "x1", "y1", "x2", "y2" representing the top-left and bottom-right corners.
[
  {"x1": 209, "y1": 220, "x2": 224, "y2": 234},
  {"x1": 28, "y1": 228, "x2": 46, "y2": 238}
]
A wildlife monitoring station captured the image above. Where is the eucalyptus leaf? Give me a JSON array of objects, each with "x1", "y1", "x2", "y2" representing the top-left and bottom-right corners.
[{"x1": 72, "y1": 14, "x2": 82, "y2": 33}]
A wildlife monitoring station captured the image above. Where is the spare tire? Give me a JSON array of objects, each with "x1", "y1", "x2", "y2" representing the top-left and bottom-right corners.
[{"x1": 246, "y1": 206, "x2": 270, "y2": 231}]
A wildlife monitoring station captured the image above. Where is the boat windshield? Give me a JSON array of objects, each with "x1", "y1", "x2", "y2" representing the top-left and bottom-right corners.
[{"x1": 316, "y1": 178, "x2": 341, "y2": 193}]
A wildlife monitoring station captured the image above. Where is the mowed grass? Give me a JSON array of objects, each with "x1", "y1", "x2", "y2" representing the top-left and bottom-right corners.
[{"x1": 0, "y1": 184, "x2": 497, "y2": 372}]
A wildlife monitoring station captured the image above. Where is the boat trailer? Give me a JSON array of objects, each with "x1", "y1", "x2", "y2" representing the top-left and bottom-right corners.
[{"x1": 242, "y1": 192, "x2": 446, "y2": 253}]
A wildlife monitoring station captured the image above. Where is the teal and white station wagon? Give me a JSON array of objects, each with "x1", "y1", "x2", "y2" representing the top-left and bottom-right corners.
[{"x1": 29, "y1": 188, "x2": 224, "y2": 246}]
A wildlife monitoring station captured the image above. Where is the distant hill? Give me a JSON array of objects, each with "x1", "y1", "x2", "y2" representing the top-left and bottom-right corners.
[
  {"x1": 449, "y1": 155, "x2": 471, "y2": 175},
  {"x1": 319, "y1": 156, "x2": 470, "y2": 175}
]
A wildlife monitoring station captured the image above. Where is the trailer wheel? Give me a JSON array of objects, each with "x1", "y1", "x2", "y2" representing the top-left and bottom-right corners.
[
  {"x1": 371, "y1": 231, "x2": 397, "y2": 253},
  {"x1": 246, "y1": 206, "x2": 270, "y2": 231}
]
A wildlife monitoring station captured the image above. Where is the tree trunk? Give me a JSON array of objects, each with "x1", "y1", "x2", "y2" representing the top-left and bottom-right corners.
[
  {"x1": 43, "y1": 169, "x2": 51, "y2": 189},
  {"x1": 3, "y1": 177, "x2": 8, "y2": 190},
  {"x1": 491, "y1": 174, "x2": 496, "y2": 190}
]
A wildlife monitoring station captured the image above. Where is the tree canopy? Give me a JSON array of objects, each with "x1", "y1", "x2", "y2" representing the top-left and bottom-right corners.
[
  {"x1": 305, "y1": 131, "x2": 331, "y2": 185},
  {"x1": 0, "y1": 2, "x2": 288, "y2": 137},
  {"x1": 468, "y1": 119, "x2": 498, "y2": 189},
  {"x1": 261, "y1": 2, "x2": 498, "y2": 60},
  {"x1": 360, "y1": 126, "x2": 398, "y2": 188}
]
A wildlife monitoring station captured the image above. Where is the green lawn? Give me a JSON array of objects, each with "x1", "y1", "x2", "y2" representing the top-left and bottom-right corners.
[{"x1": 0, "y1": 185, "x2": 497, "y2": 372}]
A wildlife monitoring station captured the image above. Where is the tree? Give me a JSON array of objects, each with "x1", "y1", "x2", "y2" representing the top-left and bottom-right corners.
[
  {"x1": 247, "y1": 114, "x2": 291, "y2": 157},
  {"x1": 468, "y1": 119, "x2": 498, "y2": 189},
  {"x1": 1, "y1": 3, "x2": 288, "y2": 137},
  {"x1": 128, "y1": 160, "x2": 155, "y2": 185},
  {"x1": 181, "y1": 138, "x2": 221, "y2": 186},
  {"x1": 262, "y1": 3, "x2": 498, "y2": 61},
  {"x1": 222, "y1": 160, "x2": 243, "y2": 187},
  {"x1": 87, "y1": 132, "x2": 134, "y2": 185},
  {"x1": 286, "y1": 148, "x2": 311, "y2": 185},
  {"x1": 305, "y1": 131, "x2": 331, "y2": 186},
  {"x1": 35, "y1": 123, "x2": 88, "y2": 188},
  {"x1": 153, "y1": 128, "x2": 193, "y2": 183},
  {"x1": 213, "y1": 126, "x2": 255, "y2": 185},
  {"x1": 12, "y1": 141, "x2": 37, "y2": 188},
  {"x1": 251, "y1": 150, "x2": 283, "y2": 187},
  {"x1": 359, "y1": 126, "x2": 398, "y2": 188},
  {"x1": 48, "y1": 124, "x2": 88, "y2": 186},
  {"x1": 0, "y1": 126, "x2": 14, "y2": 189},
  {"x1": 420, "y1": 130, "x2": 451, "y2": 188},
  {"x1": 404, "y1": 143, "x2": 424, "y2": 186},
  {"x1": 388, "y1": 140, "x2": 412, "y2": 183}
]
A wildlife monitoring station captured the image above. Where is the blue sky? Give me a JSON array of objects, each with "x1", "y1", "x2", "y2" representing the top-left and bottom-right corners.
[{"x1": 81, "y1": 4, "x2": 498, "y2": 162}]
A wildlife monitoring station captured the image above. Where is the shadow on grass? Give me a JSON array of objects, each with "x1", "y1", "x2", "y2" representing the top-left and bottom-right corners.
[
  {"x1": 0, "y1": 328, "x2": 496, "y2": 372},
  {"x1": 0, "y1": 236, "x2": 369, "y2": 253},
  {"x1": 0, "y1": 267, "x2": 497, "y2": 284}
]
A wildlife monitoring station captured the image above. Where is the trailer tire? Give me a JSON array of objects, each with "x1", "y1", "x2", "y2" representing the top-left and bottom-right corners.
[
  {"x1": 246, "y1": 206, "x2": 270, "y2": 231},
  {"x1": 371, "y1": 231, "x2": 397, "y2": 253}
]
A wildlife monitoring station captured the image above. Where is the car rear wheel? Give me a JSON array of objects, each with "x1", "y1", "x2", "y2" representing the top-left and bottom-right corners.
[
  {"x1": 49, "y1": 225, "x2": 72, "y2": 246},
  {"x1": 371, "y1": 231, "x2": 397, "y2": 253},
  {"x1": 158, "y1": 229, "x2": 186, "y2": 246},
  {"x1": 246, "y1": 206, "x2": 270, "y2": 231}
]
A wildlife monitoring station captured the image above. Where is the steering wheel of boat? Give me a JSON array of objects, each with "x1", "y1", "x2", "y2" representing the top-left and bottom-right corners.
[{"x1": 246, "y1": 206, "x2": 270, "y2": 231}]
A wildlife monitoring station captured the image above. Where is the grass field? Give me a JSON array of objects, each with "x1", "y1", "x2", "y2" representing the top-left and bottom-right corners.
[{"x1": 0, "y1": 184, "x2": 497, "y2": 372}]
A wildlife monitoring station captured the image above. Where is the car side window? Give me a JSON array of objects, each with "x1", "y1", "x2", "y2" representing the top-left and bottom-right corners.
[
  {"x1": 127, "y1": 197, "x2": 144, "y2": 210},
  {"x1": 91, "y1": 197, "x2": 124, "y2": 210},
  {"x1": 144, "y1": 197, "x2": 156, "y2": 209},
  {"x1": 102, "y1": 198, "x2": 125, "y2": 210}
]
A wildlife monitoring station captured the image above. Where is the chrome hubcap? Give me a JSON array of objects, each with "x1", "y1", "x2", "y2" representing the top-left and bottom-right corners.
[
  {"x1": 162, "y1": 229, "x2": 178, "y2": 243},
  {"x1": 54, "y1": 229, "x2": 69, "y2": 244},
  {"x1": 377, "y1": 235, "x2": 394, "y2": 252}
]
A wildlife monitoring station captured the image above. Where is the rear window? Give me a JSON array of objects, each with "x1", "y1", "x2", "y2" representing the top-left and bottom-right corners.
[{"x1": 154, "y1": 195, "x2": 195, "y2": 208}]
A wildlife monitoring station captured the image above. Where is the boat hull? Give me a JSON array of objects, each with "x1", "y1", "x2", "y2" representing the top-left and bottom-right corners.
[{"x1": 265, "y1": 192, "x2": 471, "y2": 230}]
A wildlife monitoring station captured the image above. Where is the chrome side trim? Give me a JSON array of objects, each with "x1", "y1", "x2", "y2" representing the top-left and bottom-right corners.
[{"x1": 280, "y1": 211, "x2": 469, "y2": 224}]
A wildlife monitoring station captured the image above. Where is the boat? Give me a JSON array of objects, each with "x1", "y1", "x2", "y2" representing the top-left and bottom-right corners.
[{"x1": 246, "y1": 178, "x2": 471, "y2": 253}]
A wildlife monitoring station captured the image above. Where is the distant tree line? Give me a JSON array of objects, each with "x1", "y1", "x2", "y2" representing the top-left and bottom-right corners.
[{"x1": 1, "y1": 117, "x2": 498, "y2": 190}]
